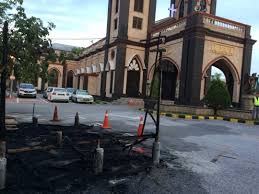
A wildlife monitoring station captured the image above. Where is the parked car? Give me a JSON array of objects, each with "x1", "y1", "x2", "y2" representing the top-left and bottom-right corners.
[
  {"x1": 66, "y1": 88, "x2": 75, "y2": 100},
  {"x1": 48, "y1": 87, "x2": 69, "y2": 102},
  {"x1": 43, "y1": 87, "x2": 53, "y2": 99},
  {"x1": 71, "y1": 90, "x2": 94, "y2": 104},
  {"x1": 18, "y1": 83, "x2": 37, "y2": 98}
]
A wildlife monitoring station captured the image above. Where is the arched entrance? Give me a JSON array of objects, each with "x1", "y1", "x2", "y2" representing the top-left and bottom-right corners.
[
  {"x1": 159, "y1": 60, "x2": 178, "y2": 100},
  {"x1": 203, "y1": 57, "x2": 239, "y2": 102},
  {"x1": 66, "y1": 70, "x2": 74, "y2": 88},
  {"x1": 126, "y1": 58, "x2": 141, "y2": 97},
  {"x1": 48, "y1": 68, "x2": 59, "y2": 87}
]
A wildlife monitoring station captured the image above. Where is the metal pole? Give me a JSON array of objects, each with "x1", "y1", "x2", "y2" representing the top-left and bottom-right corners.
[
  {"x1": 153, "y1": 49, "x2": 165, "y2": 165},
  {"x1": 0, "y1": 21, "x2": 8, "y2": 138},
  {"x1": 155, "y1": 51, "x2": 163, "y2": 142},
  {"x1": 0, "y1": 21, "x2": 8, "y2": 190}
]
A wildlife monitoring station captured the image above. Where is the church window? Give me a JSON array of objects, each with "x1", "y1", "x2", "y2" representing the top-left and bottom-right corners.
[
  {"x1": 115, "y1": 0, "x2": 119, "y2": 13},
  {"x1": 179, "y1": 0, "x2": 185, "y2": 18},
  {"x1": 133, "y1": 16, "x2": 143, "y2": 30},
  {"x1": 128, "y1": 59, "x2": 140, "y2": 71},
  {"x1": 200, "y1": 0, "x2": 207, "y2": 12},
  {"x1": 114, "y1": 18, "x2": 118, "y2": 30},
  {"x1": 134, "y1": 0, "x2": 144, "y2": 13}
]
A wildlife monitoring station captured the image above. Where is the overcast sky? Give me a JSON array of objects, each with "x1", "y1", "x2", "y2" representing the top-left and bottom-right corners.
[{"x1": 23, "y1": 0, "x2": 259, "y2": 73}]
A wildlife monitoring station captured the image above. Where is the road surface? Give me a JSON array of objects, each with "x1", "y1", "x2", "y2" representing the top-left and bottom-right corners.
[{"x1": 6, "y1": 95, "x2": 259, "y2": 193}]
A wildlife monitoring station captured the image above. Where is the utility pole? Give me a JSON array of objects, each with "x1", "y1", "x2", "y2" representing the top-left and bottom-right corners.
[
  {"x1": 141, "y1": 32, "x2": 166, "y2": 165},
  {"x1": 0, "y1": 21, "x2": 8, "y2": 190},
  {"x1": 0, "y1": 21, "x2": 8, "y2": 140}
]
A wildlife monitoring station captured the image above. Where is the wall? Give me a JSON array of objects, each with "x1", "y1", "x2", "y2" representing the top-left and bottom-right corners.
[
  {"x1": 148, "y1": 38, "x2": 183, "y2": 80},
  {"x1": 201, "y1": 36, "x2": 244, "y2": 102},
  {"x1": 127, "y1": 0, "x2": 150, "y2": 41}
]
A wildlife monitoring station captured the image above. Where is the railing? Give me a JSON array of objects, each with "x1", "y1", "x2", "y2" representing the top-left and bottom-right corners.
[
  {"x1": 152, "y1": 13, "x2": 247, "y2": 38},
  {"x1": 152, "y1": 19, "x2": 187, "y2": 37},
  {"x1": 203, "y1": 15, "x2": 245, "y2": 34}
]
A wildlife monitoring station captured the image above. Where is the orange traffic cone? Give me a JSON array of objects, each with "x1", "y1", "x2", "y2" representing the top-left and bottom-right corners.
[
  {"x1": 52, "y1": 106, "x2": 59, "y2": 121},
  {"x1": 133, "y1": 147, "x2": 145, "y2": 154},
  {"x1": 102, "y1": 110, "x2": 111, "y2": 129},
  {"x1": 137, "y1": 116, "x2": 144, "y2": 137}
]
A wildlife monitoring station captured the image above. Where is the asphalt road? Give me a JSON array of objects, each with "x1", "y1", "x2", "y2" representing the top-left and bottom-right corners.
[{"x1": 6, "y1": 95, "x2": 259, "y2": 194}]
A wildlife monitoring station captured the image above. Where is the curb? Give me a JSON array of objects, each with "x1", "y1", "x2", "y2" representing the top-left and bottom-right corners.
[{"x1": 138, "y1": 108, "x2": 259, "y2": 126}]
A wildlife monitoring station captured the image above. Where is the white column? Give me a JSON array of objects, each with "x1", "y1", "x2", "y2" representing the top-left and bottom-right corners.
[
  {"x1": 37, "y1": 77, "x2": 42, "y2": 90},
  {"x1": 200, "y1": 78, "x2": 205, "y2": 100},
  {"x1": 139, "y1": 70, "x2": 143, "y2": 94},
  {"x1": 79, "y1": 76, "x2": 84, "y2": 89},
  {"x1": 233, "y1": 81, "x2": 240, "y2": 103}
]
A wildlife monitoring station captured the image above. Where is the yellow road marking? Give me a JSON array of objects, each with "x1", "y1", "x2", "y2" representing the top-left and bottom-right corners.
[
  {"x1": 230, "y1": 118, "x2": 238, "y2": 123},
  {"x1": 185, "y1": 115, "x2": 192, "y2": 120},
  {"x1": 245, "y1": 120, "x2": 254, "y2": 125},
  {"x1": 198, "y1": 116, "x2": 205, "y2": 120}
]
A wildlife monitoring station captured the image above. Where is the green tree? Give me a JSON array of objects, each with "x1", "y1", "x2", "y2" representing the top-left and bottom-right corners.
[
  {"x1": 0, "y1": 0, "x2": 55, "y2": 85},
  {"x1": 204, "y1": 76, "x2": 231, "y2": 115},
  {"x1": 150, "y1": 71, "x2": 160, "y2": 99}
]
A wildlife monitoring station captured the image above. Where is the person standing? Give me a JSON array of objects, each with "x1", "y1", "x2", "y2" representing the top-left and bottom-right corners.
[{"x1": 253, "y1": 94, "x2": 259, "y2": 120}]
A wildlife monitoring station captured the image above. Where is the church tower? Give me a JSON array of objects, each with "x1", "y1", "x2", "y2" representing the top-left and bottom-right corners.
[
  {"x1": 102, "y1": 0, "x2": 157, "y2": 98},
  {"x1": 172, "y1": 0, "x2": 217, "y2": 19}
]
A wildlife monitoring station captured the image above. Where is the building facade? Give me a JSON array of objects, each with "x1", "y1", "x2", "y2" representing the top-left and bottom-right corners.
[{"x1": 62, "y1": 0, "x2": 255, "y2": 106}]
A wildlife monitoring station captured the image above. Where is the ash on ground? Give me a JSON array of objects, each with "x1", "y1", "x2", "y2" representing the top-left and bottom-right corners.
[{"x1": 4, "y1": 124, "x2": 206, "y2": 194}]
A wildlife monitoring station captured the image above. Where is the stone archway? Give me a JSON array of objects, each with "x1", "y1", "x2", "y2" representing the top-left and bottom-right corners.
[
  {"x1": 149, "y1": 58, "x2": 179, "y2": 101},
  {"x1": 159, "y1": 59, "x2": 179, "y2": 100},
  {"x1": 48, "y1": 68, "x2": 60, "y2": 87},
  {"x1": 202, "y1": 57, "x2": 240, "y2": 103},
  {"x1": 66, "y1": 70, "x2": 74, "y2": 88},
  {"x1": 126, "y1": 57, "x2": 141, "y2": 97}
]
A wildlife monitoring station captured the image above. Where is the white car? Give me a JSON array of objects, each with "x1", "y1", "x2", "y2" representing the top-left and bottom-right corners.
[
  {"x1": 71, "y1": 90, "x2": 94, "y2": 103},
  {"x1": 48, "y1": 87, "x2": 69, "y2": 102},
  {"x1": 43, "y1": 87, "x2": 53, "y2": 99},
  {"x1": 18, "y1": 83, "x2": 37, "y2": 98}
]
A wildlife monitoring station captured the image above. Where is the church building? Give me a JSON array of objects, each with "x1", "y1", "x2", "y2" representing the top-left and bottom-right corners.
[{"x1": 58, "y1": 0, "x2": 255, "y2": 106}]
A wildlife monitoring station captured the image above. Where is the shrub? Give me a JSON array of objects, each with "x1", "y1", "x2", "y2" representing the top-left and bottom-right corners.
[{"x1": 204, "y1": 77, "x2": 231, "y2": 115}]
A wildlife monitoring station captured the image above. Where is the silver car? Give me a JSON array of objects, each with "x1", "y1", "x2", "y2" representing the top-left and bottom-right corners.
[
  {"x1": 71, "y1": 90, "x2": 94, "y2": 104},
  {"x1": 18, "y1": 83, "x2": 37, "y2": 98}
]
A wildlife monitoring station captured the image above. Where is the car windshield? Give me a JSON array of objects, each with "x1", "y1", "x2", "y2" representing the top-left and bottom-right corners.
[
  {"x1": 77, "y1": 90, "x2": 89, "y2": 95},
  {"x1": 47, "y1": 88, "x2": 53, "y2": 92},
  {"x1": 54, "y1": 88, "x2": 66, "y2": 92},
  {"x1": 20, "y1": 84, "x2": 34, "y2": 89},
  {"x1": 66, "y1": 88, "x2": 74, "y2": 93}
]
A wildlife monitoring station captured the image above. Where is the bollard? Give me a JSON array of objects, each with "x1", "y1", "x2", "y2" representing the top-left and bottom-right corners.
[
  {"x1": 0, "y1": 157, "x2": 7, "y2": 190},
  {"x1": 0, "y1": 142, "x2": 6, "y2": 190},
  {"x1": 0, "y1": 142, "x2": 6, "y2": 158},
  {"x1": 94, "y1": 140, "x2": 104, "y2": 175},
  {"x1": 152, "y1": 141, "x2": 160, "y2": 165},
  {"x1": 74, "y1": 112, "x2": 79, "y2": 127},
  {"x1": 32, "y1": 116, "x2": 38, "y2": 128},
  {"x1": 56, "y1": 131, "x2": 63, "y2": 147}
]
